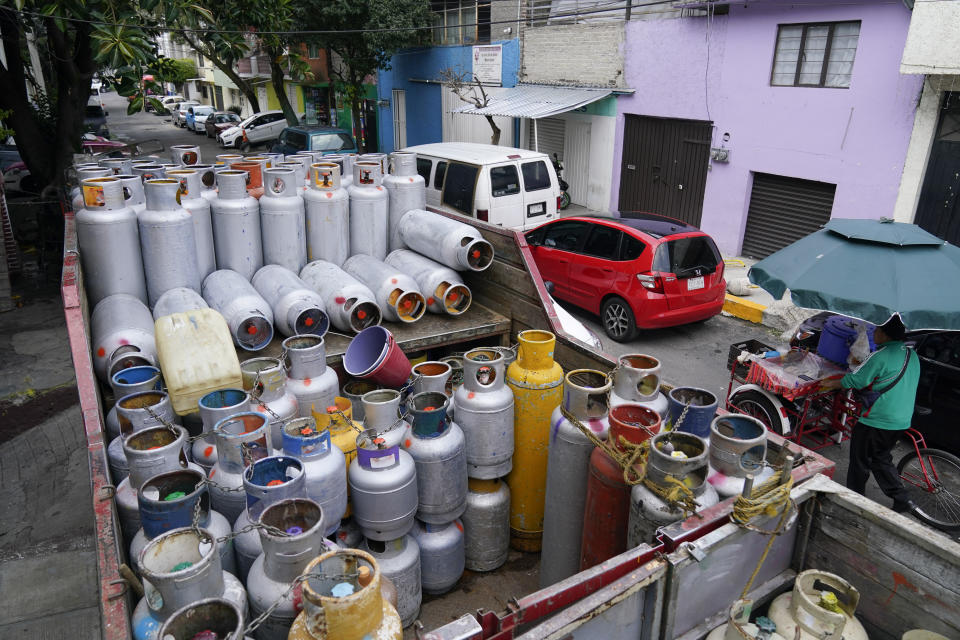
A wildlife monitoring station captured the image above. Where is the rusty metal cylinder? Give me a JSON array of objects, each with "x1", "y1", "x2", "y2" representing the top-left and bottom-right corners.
[
  {"x1": 108, "y1": 390, "x2": 180, "y2": 484},
  {"x1": 91, "y1": 293, "x2": 156, "y2": 382},
  {"x1": 211, "y1": 170, "x2": 263, "y2": 280},
  {"x1": 231, "y1": 157, "x2": 267, "y2": 199},
  {"x1": 304, "y1": 163, "x2": 350, "y2": 267},
  {"x1": 166, "y1": 168, "x2": 216, "y2": 280},
  {"x1": 454, "y1": 348, "x2": 514, "y2": 479},
  {"x1": 385, "y1": 249, "x2": 472, "y2": 316},
  {"x1": 202, "y1": 269, "x2": 274, "y2": 351},
  {"x1": 152, "y1": 286, "x2": 208, "y2": 320},
  {"x1": 342, "y1": 254, "x2": 426, "y2": 323},
  {"x1": 76, "y1": 177, "x2": 148, "y2": 306},
  {"x1": 260, "y1": 167, "x2": 307, "y2": 273},
  {"x1": 384, "y1": 152, "x2": 426, "y2": 253},
  {"x1": 349, "y1": 161, "x2": 389, "y2": 260},
  {"x1": 252, "y1": 265, "x2": 329, "y2": 337},
  {"x1": 300, "y1": 260, "x2": 382, "y2": 333},
  {"x1": 156, "y1": 598, "x2": 247, "y2": 640},
  {"x1": 397, "y1": 209, "x2": 494, "y2": 272},
  {"x1": 463, "y1": 478, "x2": 510, "y2": 572},
  {"x1": 139, "y1": 179, "x2": 201, "y2": 306}
]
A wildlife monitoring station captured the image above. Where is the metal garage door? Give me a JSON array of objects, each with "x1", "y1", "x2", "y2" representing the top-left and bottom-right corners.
[
  {"x1": 529, "y1": 118, "x2": 566, "y2": 161},
  {"x1": 741, "y1": 173, "x2": 836, "y2": 259}
]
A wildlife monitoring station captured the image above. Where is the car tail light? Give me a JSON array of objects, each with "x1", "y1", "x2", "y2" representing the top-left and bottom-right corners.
[
  {"x1": 556, "y1": 196, "x2": 562, "y2": 210},
  {"x1": 717, "y1": 261, "x2": 725, "y2": 281},
  {"x1": 476, "y1": 209, "x2": 489, "y2": 222},
  {"x1": 637, "y1": 272, "x2": 664, "y2": 293}
]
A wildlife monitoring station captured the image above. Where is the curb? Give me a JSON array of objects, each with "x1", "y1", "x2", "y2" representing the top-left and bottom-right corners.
[{"x1": 723, "y1": 293, "x2": 766, "y2": 324}]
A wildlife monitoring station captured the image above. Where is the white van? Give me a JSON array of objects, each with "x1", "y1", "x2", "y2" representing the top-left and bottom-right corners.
[{"x1": 403, "y1": 143, "x2": 561, "y2": 230}]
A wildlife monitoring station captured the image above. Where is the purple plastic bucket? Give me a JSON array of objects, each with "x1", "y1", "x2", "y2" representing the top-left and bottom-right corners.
[{"x1": 344, "y1": 326, "x2": 412, "y2": 389}]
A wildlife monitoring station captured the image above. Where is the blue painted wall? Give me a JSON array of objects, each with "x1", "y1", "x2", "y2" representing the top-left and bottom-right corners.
[{"x1": 377, "y1": 39, "x2": 520, "y2": 153}]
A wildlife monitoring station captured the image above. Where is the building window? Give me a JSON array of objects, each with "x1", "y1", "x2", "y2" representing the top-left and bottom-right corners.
[
  {"x1": 308, "y1": 43, "x2": 320, "y2": 59},
  {"x1": 431, "y1": 0, "x2": 491, "y2": 45},
  {"x1": 771, "y1": 21, "x2": 860, "y2": 88}
]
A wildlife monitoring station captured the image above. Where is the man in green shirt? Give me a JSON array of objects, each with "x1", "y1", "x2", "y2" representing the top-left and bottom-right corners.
[{"x1": 840, "y1": 315, "x2": 920, "y2": 513}]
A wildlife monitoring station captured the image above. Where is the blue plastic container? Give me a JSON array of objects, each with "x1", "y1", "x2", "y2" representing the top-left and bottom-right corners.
[
  {"x1": 817, "y1": 315, "x2": 876, "y2": 365},
  {"x1": 667, "y1": 387, "x2": 718, "y2": 438}
]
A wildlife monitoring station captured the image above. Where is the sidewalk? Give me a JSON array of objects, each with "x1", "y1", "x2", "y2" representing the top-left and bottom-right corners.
[{"x1": 721, "y1": 255, "x2": 815, "y2": 335}]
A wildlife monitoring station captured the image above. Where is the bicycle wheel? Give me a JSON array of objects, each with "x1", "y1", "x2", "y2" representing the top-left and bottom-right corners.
[{"x1": 897, "y1": 447, "x2": 960, "y2": 531}]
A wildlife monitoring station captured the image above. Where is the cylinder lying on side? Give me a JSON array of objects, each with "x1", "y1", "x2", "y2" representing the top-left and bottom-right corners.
[
  {"x1": 252, "y1": 264, "x2": 329, "y2": 337},
  {"x1": 152, "y1": 286, "x2": 209, "y2": 320},
  {"x1": 202, "y1": 269, "x2": 274, "y2": 351},
  {"x1": 91, "y1": 293, "x2": 157, "y2": 382},
  {"x1": 300, "y1": 259, "x2": 382, "y2": 333},
  {"x1": 385, "y1": 249, "x2": 472, "y2": 316},
  {"x1": 397, "y1": 208, "x2": 494, "y2": 272},
  {"x1": 342, "y1": 254, "x2": 426, "y2": 324}
]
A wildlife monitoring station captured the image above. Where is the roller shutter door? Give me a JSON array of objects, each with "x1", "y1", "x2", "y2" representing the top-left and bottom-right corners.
[
  {"x1": 741, "y1": 173, "x2": 836, "y2": 259},
  {"x1": 528, "y1": 118, "x2": 566, "y2": 161}
]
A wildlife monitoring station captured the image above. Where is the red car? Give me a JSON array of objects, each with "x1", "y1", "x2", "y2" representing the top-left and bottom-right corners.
[{"x1": 525, "y1": 213, "x2": 726, "y2": 341}]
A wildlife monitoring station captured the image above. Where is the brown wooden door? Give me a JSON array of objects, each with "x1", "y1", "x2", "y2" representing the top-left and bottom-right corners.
[{"x1": 617, "y1": 115, "x2": 711, "y2": 226}]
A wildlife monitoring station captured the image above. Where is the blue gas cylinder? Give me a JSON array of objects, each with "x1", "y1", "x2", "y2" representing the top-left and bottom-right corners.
[{"x1": 817, "y1": 315, "x2": 875, "y2": 365}]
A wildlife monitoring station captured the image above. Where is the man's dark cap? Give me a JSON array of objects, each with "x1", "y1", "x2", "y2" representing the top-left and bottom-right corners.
[{"x1": 879, "y1": 314, "x2": 906, "y2": 340}]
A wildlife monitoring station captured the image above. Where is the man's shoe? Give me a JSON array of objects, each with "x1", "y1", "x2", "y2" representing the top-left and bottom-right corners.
[{"x1": 892, "y1": 499, "x2": 917, "y2": 513}]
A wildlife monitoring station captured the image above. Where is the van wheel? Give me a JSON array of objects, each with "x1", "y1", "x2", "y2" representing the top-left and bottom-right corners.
[{"x1": 601, "y1": 297, "x2": 638, "y2": 342}]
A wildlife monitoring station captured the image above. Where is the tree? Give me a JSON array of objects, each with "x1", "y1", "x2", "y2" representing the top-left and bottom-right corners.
[
  {"x1": 297, "y1": 0, "x2": 432, "y2": 152},
  {"x1": 439, "y1": 68, "x2": 501, "y2": 145}
]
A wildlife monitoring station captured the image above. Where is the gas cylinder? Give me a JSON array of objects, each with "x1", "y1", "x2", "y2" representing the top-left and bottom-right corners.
[
  {"x1": 348, "y1": 161, "x2": 389, "y2": 260},
  {"x1": 403, "y1": 391, "x2": 468, "y2": 523},
  {"x1": 361, "y1": 535, "x2": 421, "y2": 628},
  {"x1": 385, "y1": 250, "x2": 472, "y2": 316},
  {"x1": 360, "y1": 389, "x2": 408, "y2": 448},
  {"x1": 76, "y1": 177, "x2": 148, "y2": 306},
  {"x1": 767, "y1": 570, "x2": 869, "y2": 640},
  {"x1": 411, "y1": 519, "x2": 464, "y2": 595},
  {"x1": 397, "y1": 209, "x2": 494, "y2": 271},
  {"x1": 299, "y1": 260, "x2": 382, "y2": 333},
  {"x1": 132, "y1": 163, "x2": 165, "y2": 181},
  {"x1": 232, "y1": 455, "x2": 306, "y2": 582},
  {"x1": 411, "y1": 361, "x2": 452, "y2": 396},
  {"x1": 115, "y1": 174, "x2": 147, "y2": 215},
  {"x1": 441, "y1": 356, "x2": 465, "y2": 395},
  {"x1": 708, "y1": 414, "x2": 770, "y2": 499},
  {"x1": 344, "y1": 380, "x2": 380, "y2": 422},
  {"x1": 91, "y1": 293, "x2": 157, "y2": 383},
  {"x1": 171, "y1": 144, "x2": 201, "y2": 166},
  {"x1": 303, "y1": 162, "x2": 350, "y2": 266},
  {"x1": 610, "y1": 354, "x2": 669, "y2": 417},
  {"x1": 260, "y1": 167, "x2": 307, "y2": 273},
  {"x1": 252, "y1": 265, "x2": 329, "y2": 338},
  {"x1": 100, "y1": 157, "x2": 134, "y2": 175},
  {"x1": 541, "y1": 369, "x2": 612, "y2": 587},
  {"x1": 349, "y1": 429, "x2": 418, "y2": 541},
  {"x1": 667, "y1": 386, "x2": 719, "y2": 437},
  {"x1": 131, "y1": 527, "x2": 248, "y2": 640},
  {"x1": 152, "y1": 287, "x2": 208, "y2": 320},
  {"x1": 130, "y1": 468, "x2": 234, "y2": 576},
  {"x1": 193, "y1": 389, "x2": 249, "y2": 472},
  {"x1": 231, "y1": 158, "x2": 266, "y2": 199},
  {"x1": 241, "y1": 357, "x2": 299, "y2": 451},
  {"x1": 202, "y1": 269, "x2": 274, "y2": 351},
  {"x1": 454, "y1": 348, "x2": 514, "y2": 479},
  {"x1": 383, "y1": 152, "x2": 426, "y2": 253},
  {"x1": 248, "y1": 498, "x2": 338, "y2": 640},
  {"x1": 218, "y1": 153, "x2": 244, "y2": 165},
  {"x1": 580, "y1": 404, "x2": 662, "y2": 570},
  {"x1": 342, "y1": 254, "x2": 426, "y2": 323},
  {"x1": 282, "y1": 335, "x2": 339, "y2": 417},
  {"x1": 706, "y1": 600, "x2": 787, "y2": 640},
  {"x1": 211, "y1": 169, "x2": 263, "y2": 280},
  {"x1": 627, "y1": 431, "x2": 716, "y2": 547},
  {"x1": 192, "y1": 164, "x2": 219, "y2": 203},
  {"x1": 105, "y1": 366, "x2": 163, "y2": 441},
  {"x1": 107, "y1": 390, "x2": 179, "y2": 484},
  {"x1": 505, "y1": 330, "x2": 564, "y2": 552},
  {"x1": 139, "y1": 179, "x2": 201, "y2": 306},
  {"x1": 360, "y1": 152, "x2": 388, "y2": 175},
  {"x1": 282, "y1": 417, "x2": 347, "y2": 535},
  {"x1": 279, "y1": 158, "x2": 309, "y2": 189},
  {"x1": 166, "y1": 168, "x2": 216, "y2": 280},
  {"x1": 462, "y1": 478, "x2": 510, "y2": 572},
  {"x1": 115, "y1": 423, "x2": 192, "y2": 541},
  {"x1": 313, "y1": 397, "x2": 362, "y2": 486},
  {"x1": 287, "y1": 549, "x2": 403, "y2": 640},
  {"x1": 209, "y1": 412, "x2": 272, "y2": 523},
  {"x1": 157, "y1": 598, "x2": 250, "y2": 640},
  {"x1": 71, "y1": 166, "x2": 108, "y2": 209},
  {"x1": 336, "y1": 517, "x2": 363, "y2": 549}
]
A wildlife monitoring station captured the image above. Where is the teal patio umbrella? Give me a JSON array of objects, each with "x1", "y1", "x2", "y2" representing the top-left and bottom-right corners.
[{"x1": 748, "y1": 218, "x2": 960, "y2": 330}]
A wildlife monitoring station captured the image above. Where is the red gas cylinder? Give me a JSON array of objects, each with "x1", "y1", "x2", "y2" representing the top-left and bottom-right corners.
[{"x1": 579, "y1": 403, "x2": 661, "y2": 570}]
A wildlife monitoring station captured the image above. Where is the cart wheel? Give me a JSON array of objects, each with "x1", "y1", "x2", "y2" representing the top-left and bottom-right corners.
[
  {"x1": 897, "y1": 448, "x2": 960, "y2": 532},
  {"x1": 728, "y1": 389, "x2": 789, "y2": 436}
]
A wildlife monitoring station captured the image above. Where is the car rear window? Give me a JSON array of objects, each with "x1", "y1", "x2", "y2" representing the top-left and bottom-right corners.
[
  {"x1": 282, "y1": 130, "x2": 308, "y2": 150},
  {"x1": 441, "y1": 163, "x2": 479, "y2": 214},
  {"x1": 652, "y1": 235, "x2": 721, "y2": 276},
  {"x1": 310, "y1": 133, "x2": 353, "y2": 151},
  {"x1": 417, "y1": 158, "x2": 432, "y2": 183},
  {"x1": 491, "y1": 165, "x2": 520, "y2": 197},
  {"x1": 521, "y1": 160, "x2": 551, "y2": 191},
  {"x1": 434, "y1": 161, "x2": 448, "y2": 190}
]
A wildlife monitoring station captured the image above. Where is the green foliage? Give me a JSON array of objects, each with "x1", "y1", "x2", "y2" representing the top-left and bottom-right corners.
[{"x1": 227, "y1": 104, "x2": 242, "y2": 115}]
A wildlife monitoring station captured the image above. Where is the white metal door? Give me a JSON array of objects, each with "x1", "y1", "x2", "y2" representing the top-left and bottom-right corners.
[
  {"x1": 529, "y1": 117, "x2": 566, "y2": 160},
  {"x1": 392, "y1": 89, "x2": 407, "y2": 150},
  {"x1": 257, "y1": 86, "x2": 268, "y2": 112},
  {"x1": 563, "y1": 119, "x2": 591, "y2": 207}
]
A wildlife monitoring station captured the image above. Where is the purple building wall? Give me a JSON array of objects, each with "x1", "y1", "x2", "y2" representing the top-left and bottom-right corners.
[{"x1": 612, "y1": 1, "x2": 923, "y2": 255}]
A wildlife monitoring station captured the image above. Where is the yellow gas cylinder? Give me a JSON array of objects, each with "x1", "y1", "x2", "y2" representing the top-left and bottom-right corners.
[
  {"x1": 767, "y1": 570, "x2": 869, "y2": 640},
  {"x1": 288, "y1": 549, "x2": 402, "y2": 640},
  {"x1": 505, "y1": 330, "x2": 563, "y2": 551},
  {"x1": 312, "y1": 396, "x2": 360, "y2": 516}
]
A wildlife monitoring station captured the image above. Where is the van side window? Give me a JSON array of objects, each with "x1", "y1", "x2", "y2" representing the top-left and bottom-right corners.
[
  {"x1": 490, "y1": 165, "x2": 520, "y2": 197},
  {"x1": 521, "y1": 161, "x2": 551, "y2": 191},
  {"x1": 434, "y1": 161, "x2": 448, "y2": 190},
  {"x1": 441, "y1": 163, "x2": 480, "y2": 215},
  {"x1": 417, "y1": 158, "x2": 432, "y2": 184}
]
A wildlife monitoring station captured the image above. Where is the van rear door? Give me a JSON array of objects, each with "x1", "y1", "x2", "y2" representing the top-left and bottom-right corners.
[
  {"x1": 520, "y1": 158, "x2": 558, "y2": 230},
  {"x1": 440, "y1": 162, "x2": 480, "y2": 220},
  {"x1": 487, "y1": 163, "x2": 523, "y2": 227},
  {"x1": 425, "y1": 159, "x2": 446, "y2": 209}
]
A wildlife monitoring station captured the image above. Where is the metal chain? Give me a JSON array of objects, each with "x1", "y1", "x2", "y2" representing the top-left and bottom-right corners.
[
  {"x1": 242, "y1": 569, "x2": 361, "y2": 635},
  {"x1": 671, "y1": 401, "x2": 691, "y2": 432}
]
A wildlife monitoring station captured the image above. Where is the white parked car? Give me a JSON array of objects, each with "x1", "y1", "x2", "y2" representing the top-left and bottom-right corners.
[
  {"x1": 218, "y1": 110, "x2": 288, "y2": 150},
  {"x1": 189, "y1": 105, "x2": 216, "y2": 133},
  {"x1": 154, "y1": 95, "x2": 184, "y2": 115},
  {"x1": 173, "y1": 100, "x2": 199, "y2": 127}
]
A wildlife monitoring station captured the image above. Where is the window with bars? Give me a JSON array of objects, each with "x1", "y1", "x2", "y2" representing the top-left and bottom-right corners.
[
  {"x1": 431, "y1": 0, "x2": 491, "y2": 45},
  {"x1": 771, "y1": 21, "x2": 860, "y2": 88}
]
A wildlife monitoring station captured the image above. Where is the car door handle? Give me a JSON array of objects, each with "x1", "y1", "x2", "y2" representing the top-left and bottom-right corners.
[
  {"x1": 559, "y1": 259, "x2": 569, "y2": 264},
  {"x1": 602, "y1": 268, "x2": 614, "y2": 273}
]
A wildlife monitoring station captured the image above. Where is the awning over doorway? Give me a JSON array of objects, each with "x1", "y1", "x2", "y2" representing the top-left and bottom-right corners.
[
  {"x1": 901, "y1": 0, "x2": 960, "y2": 75},
  {"x1": 452, "y1": 84, "x2": 613, "y2": 119}
]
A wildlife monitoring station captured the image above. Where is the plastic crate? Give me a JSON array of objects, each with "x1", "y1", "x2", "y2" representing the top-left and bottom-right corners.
[{"x1": 727, "y1": 339, "x2": 774, "y2": 378}]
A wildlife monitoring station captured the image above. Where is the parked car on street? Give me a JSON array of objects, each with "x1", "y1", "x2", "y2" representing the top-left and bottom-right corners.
[
  {"x1": 203, "y1": 111, "x2": 241, "y2": 138},
  {"x1": 151, "y1": 95, "x2": 184, "y2": 114},
  {"x1": 525, "y1": 212, "x2": 726, "y2": 341},
  {"x1": 80, "y1": 133, "x2": 126, "y2": 155},
  {"x1": 269, "y1": 125, "x2": 357, "y2": 156},
  {"x1": 218, "y1": 110, "x2": 287, "y2": 150},
  {"x1": 84, "y1": 102, "x2": 110, "y2": 137},
  {"x1": 173, "y1": 100, "x2": 199, "y2": 127},
  {"x1": 186, "y1": 105, "x2": 215, "y2": 133}
]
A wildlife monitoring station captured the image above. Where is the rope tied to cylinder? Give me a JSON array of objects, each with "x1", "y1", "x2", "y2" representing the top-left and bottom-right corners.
[
  {"x1": 559, "y1": 406, "x2": 650, "y2": 486},
  {"x1": 641, "y1": 474, "x2": 701, "y2": 516}
]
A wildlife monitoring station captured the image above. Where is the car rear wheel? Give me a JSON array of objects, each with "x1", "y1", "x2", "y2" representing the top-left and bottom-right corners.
[{"x1": 600, "y1": 296, "x2": 638, "y2": 342}]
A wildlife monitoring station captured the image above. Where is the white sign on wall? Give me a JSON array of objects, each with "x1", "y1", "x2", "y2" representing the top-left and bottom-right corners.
[{"x1": 473, "y1": 45, "x2": 503, "y2": 86}]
